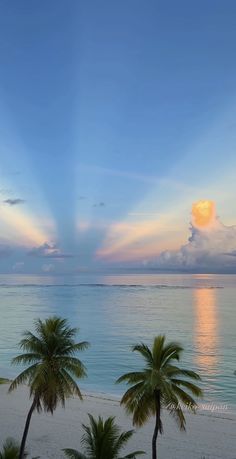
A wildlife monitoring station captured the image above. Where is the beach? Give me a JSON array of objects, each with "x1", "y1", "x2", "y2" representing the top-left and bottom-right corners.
[
  {"x1": 1, "y1": 274, "x2": 236, "y2": 458},
  {"x1": 0, "y1": 384, "x2": 235, "y2": 459}
]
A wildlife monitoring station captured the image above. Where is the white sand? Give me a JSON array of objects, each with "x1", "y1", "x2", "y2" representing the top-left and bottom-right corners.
[{"x1": 0, "y1": 384, "x2": 235, "y2": 459}]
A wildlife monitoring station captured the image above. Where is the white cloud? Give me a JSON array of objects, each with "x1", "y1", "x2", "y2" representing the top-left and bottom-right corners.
[
  {"x1": 42, "y1": 263, "x2": 55, "y2": 272},
  {"x1": 28, "y1": 242, "x2": 73, "y2": 259},
  {"x1": 12, "y1": 261, "x2": 24, "y2": 271},
  {"x1": 154, "y1": 218, "x2": 236, "y2": 272}
]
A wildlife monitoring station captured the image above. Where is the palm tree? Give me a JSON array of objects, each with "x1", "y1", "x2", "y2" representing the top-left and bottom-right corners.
[
  {"x1": 63, "y1": 414, "x2": 145, "y2": 459},
  {"x1": 9, "y1": 316, "x2": 89, "y2": 459},
  {"x1": 0, "y1": 438, "x2": 26, "y2": 459},
  {"x1": 117, "y1": 335, "x2": 203, "y2": 459}
]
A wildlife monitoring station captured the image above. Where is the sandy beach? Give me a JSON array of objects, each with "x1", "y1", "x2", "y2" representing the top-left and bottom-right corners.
[{"x1": 0, "y1": 384, "x2": 235, "y2": 459}]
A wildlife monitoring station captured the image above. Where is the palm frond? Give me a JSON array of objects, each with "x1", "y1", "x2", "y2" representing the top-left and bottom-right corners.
[
  {"x1": 132, "y1": 343, "x2": 153, "y2": 367},
  {"x1": 60, "y1": 368, "x2": 83, "y2": 399},
  {"x1": 80, "y1": 414, "x2": 143, "y2": 458},
  {"x1": 170, "y1": 385, "x2": 198, "y2": 412},
  {"x1": 166, "y1": 365, "x2": 202, "y2": 381},
  {"x1": 121, "y1": 452, "x2": 145, "y2": 458},
  {"x1": 55, "y1": 356, "x2": 87, "y2": 379},
  {"x1": 171, "y1": 378, "x2": 203, "y2": 398},
  {"x1": 11, "y1": 353, "x2": 41, "y2": 365},
  {"x1": 8, "y1": 364, "x2": 39, "y2": 392},
  {"x1": 63, "y1": 342, "x2": 90, "y2": 354},
  {"x1": 120, "y1": 381, "x2": 146, "y2": 408},
  {"x1": 116, "y1": 371, "x2": 145, "y2": 385},
  {"x1": 114, "y1": 429, "x2": 134, "y2": 451},
  {"x1": 160, "y1": 342, "x2": 183, "y2": 366},
  {"x1": 63, "y1": 448, "x2": 86, "y2": 459}
]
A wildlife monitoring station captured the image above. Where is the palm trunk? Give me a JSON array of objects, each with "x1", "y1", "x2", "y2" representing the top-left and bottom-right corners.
[
  {"x1": 19, "y1": 397, "x2": 37, "y2": 459},
  {"x1": 152, "y1": 390, "x2": 161, "y2": 459}
]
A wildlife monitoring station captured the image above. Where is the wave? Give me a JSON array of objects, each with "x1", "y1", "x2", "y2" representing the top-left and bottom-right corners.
[{"x1": 0, "y1": 283, "x2": 223, "y2": 289}]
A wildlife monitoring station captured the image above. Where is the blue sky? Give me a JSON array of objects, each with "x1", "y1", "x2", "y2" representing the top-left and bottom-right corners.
[{"x1": 1, "y1": 1, "x2": 236, "y2": 273}]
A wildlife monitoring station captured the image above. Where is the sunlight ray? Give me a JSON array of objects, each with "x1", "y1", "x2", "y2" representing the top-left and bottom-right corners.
[{"x1": 0, "y1": 205, "x2": 50, "y2": 246}]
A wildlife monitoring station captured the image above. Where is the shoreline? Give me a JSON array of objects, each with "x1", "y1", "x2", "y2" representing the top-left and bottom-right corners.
[
  {"x1": 83, "y1": 389, "x2": 236, "y2": 417},
  {"x1": 1, "y1": 384, "x2": 236, "y2": 458},
  {"x1": 2, "y1": 375, "x2": 235, "y2": 415}
]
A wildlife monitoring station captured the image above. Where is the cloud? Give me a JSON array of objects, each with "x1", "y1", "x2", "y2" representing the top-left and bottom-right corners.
[
  {"x1": 42, "y1": 263, "x2": 55, "y2": 272},
  {"x1": 28, "y1": 242, "x2": 73, "y2": 259},
  {"x1": 154, "y1": 217, "x2": 236, "y2": 272},
  {"x1": 225, "y1": 250, "x2": 236, "y2": 257},
  {"x1": 12, "y1": 261, "x2": 24, "y2": 272},
  {"x1": 93, "y1": 202, "x2": 105, "y2": 208},
  {"x1": 3, "y1": 198, "x2": 25, "y2": 206},
  {"x1": 78, "y1": 196, "x2": 87, "y2": 200}
]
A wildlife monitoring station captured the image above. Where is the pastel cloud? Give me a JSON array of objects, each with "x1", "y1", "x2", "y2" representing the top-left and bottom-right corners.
[
  {"x1": 96, "y1": 201, "x2": 236, "y2": 272},
  {"x1": 154, "y1": 217, "x2": 236, "y2": 272},
  {"x1": 28, "y1": 242, "x2": 73, "y2": 259}
]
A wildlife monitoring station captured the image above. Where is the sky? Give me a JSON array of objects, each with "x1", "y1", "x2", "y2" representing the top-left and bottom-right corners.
[{"x1": 1, "y1": 0, "x2": 236, "y2": 274}]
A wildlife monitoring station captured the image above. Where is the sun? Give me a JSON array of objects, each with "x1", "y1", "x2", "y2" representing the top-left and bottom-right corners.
[{"x1": 192, "y1": 200, "x2": 216, "y2": 228}]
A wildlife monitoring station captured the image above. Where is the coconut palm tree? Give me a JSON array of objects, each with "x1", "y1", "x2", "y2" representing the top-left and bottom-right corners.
[
  {"x1": 117, "y1": 335, "x2": 203, "y2": 459},
  {"x1": 63, "y1": 414, "x2": 145, "y2": 459},
  {"x1": 0, "y1": 438, "x2": 26, "y2": 459},
  {"x1": 9, "y1": 316, "x2": 89, "y2": 459}
]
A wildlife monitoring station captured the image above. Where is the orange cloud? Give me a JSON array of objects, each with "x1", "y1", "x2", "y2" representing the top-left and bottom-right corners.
[{"x1": 192, "y1": 200, "x2": 216, "y2": 228}]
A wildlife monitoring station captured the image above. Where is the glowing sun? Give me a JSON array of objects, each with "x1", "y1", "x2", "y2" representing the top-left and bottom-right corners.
[{"x1": 192, "y1": 200, "x2": 216, "y2": 228}]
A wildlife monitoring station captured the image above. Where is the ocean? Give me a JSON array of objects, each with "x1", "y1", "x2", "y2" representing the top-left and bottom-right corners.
[{"x1": 0, "y1": 273, "x2": 235, "y2": 410}]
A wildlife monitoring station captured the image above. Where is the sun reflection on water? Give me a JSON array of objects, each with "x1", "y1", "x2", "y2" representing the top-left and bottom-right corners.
[{"x1": 194, "y1": 288, "x2": 219, "y2": 374}]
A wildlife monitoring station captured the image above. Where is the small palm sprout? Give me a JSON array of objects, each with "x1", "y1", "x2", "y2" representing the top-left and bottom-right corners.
[
  {"x1": 9, "y1": 316, "x2": 89, "y2": 459},
  {"x1": 0, "y1": 438, "x2": 26, "y2": 459},
  {"x1": 63, "y1": 414, "x2": 145, "y2": 459},
  {"x1": 117, "y1": 335, "x2": 203, "y2": 459}
]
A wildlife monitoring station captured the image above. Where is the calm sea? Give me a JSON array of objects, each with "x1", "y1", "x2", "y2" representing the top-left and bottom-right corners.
[{"x1": 0, "y1": 273, "x2": 235, "y2": 410}]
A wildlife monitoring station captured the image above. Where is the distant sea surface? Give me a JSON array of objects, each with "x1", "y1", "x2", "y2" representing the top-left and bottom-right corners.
[{"x1": 0, "y1": 273, "x2": 235, "y2": 410}]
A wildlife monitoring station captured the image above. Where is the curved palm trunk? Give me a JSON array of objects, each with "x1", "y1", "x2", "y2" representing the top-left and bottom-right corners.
[
  {"x1": 152, "y1": 391, "x2": 161, "y2": 459},
  {"x1": 19, "y1": 397, "x2": 37, "y2": 459}
]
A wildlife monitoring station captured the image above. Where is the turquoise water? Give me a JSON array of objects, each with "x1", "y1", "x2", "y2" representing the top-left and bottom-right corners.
[{"x1": 0, "y1": 273, "x2": 235, "y2": 409}]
